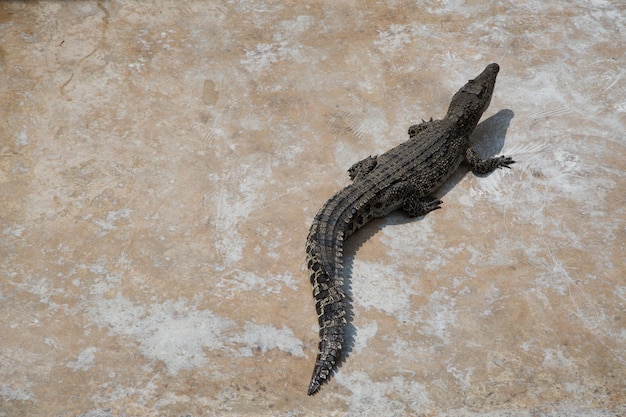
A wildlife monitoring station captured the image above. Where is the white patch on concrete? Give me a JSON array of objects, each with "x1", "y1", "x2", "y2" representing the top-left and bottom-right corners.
[
  {"x1": 353, "y1": 321, "x2": 378, "y2": 354},
  {"x1": 14, "y1": 274, "x2": 63, "y2": 306},
  {"x1": 542, "y1": 347, "x2": 576, "y2": 369},
  {"x1": 446, "y1": 363, "x2": 473, "y2": 391},
  {"x1": 351, "y1": 260, "x2": 415, "y2": 321},
  {"x1": 77, "y1": 257, "x2": 123, "y2": 296},
  {"x1": 273, "y1": 15, "x2": 314, "y2": 42},
  {"x1": 440, "y1": 408, "x2": 625, "y2": 417},
  {"x1": 331, "y1": 105, "x2": 391, "y2": 168},
  {"x1": 335, "y1": 371, "x2": 431, "y2": 415},
  {"x1": 379, "y1": 217, "x2": 439, "y2": 266},
  {"x1": 374, "y1": 24, "x2": 416, "y2": 52},
  {"x1": 93, "y1": 208, "x2": 131, "y2": 232},
  {"x1": 67, "y1": 346, "x2": 97, "y2": 371},
  {"x1": 216, "y1": 269, "x2": 297, "y2": 298},
  {"x1": 211, "y1": 162, "x2": 271, "y2": 269},
  {"x1": 414, "y1": 289, "x2": 458, "y2": 345},
  {"x1": 241, "y1": 42, "x2": 304, "y2": 71},
  {"x1": 233, "y1": 323, "x2": 304, "y2": 357},
  {"x1": 2, "y1": 223, "x2": 25, "y2": 237},
  {"x1": 14, "y1": 128, "x2": 28, "y2": 146},
  {"x1": 87, "y1": 296, "x2": 235, "y2": 374},
  {"x1": 86, "y1": 296, "x2": 304, "y2": 373},
  {"x1": 0, "y1": 383, "x2": 34, "y2": 401}
]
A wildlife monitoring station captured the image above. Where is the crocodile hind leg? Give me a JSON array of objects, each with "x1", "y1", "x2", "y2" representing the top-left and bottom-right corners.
[{"x1": 403, "y1": 194, "x2": 443, "y2": 217}]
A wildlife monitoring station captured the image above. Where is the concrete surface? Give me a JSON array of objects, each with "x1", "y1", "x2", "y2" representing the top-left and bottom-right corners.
[{"x1": 1, "y1": 1, "x2": 624, "y2": 416}]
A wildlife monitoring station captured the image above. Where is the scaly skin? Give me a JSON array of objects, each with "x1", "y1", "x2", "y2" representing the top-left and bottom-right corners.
[{"x1": 305, "y1": 63, "x2": 514, "y2": 395}]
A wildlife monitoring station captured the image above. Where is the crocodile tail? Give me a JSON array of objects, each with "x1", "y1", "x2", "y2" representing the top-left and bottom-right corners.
[
  {"x1": 308, "y1": 317, "x2": 346, "y2": 395},
  {"x1": 306, "y1": 237, "x2": 347, "y2": 395}
]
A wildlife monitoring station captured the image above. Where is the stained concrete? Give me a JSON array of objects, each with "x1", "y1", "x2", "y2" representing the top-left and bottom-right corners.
[{"x1": 1, "y1": 1, "x2": 625, "y2": 416}]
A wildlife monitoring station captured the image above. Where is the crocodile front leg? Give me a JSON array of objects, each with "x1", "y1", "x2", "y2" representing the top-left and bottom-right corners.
[
  {"x1": 348, "y1": 155, "x2": 378, "y2": 181},
  {"x1": 466, "y1": 147, "x2": 515, "y2": 175},
  {"x1": 407, "y1": 118, "x2": 434, "y2": 139}
]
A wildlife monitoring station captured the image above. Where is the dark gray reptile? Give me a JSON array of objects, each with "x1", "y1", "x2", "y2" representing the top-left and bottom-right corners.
[{"x1": 305, "y1": 63, "x2": 514, "y2": 395}]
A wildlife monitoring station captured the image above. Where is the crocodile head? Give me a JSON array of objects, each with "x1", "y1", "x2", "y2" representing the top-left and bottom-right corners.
[{"x1": 445, "y1": 63, "x2": 499, "y2": 127}]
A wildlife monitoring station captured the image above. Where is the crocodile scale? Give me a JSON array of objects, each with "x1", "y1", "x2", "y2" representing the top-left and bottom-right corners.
[{"x1": 305, "y1": 63, "x2": 515, "y2": 395}]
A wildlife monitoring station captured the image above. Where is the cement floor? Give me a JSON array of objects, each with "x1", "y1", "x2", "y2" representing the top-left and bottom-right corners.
[{"x1": 1, "y1": 1, "x2": 624, "y2": 416}]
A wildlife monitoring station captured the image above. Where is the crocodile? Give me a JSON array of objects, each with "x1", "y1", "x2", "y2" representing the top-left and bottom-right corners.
[{"x1": 305, "y1": 63, "x2": 514, "y2": 395}]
